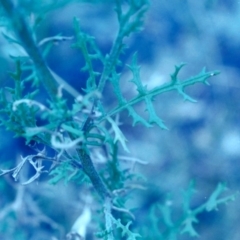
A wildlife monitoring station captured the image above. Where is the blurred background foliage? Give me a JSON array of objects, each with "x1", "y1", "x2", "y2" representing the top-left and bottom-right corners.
[{"x1": 0, "y1": 0, "x2": 240, "y2": 239}]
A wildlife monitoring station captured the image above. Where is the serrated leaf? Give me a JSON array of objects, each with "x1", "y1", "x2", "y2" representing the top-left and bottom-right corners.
[
  {"x1": 145, "y1": 97, "x2": 168, "y2": 129},
  {"x1": 181, "y1": 215, "x2": 199, "y2": 237},
  {"x1": 205, "y1": 183, "x2": 235, "y2": 211},
  {"x1": 170, "y1": 63, "x2": 186, "y2": 84},
  {"x1": 127, "y1": 53, "x2": 147, "y2": 95},
  {"x1": 127, "y1": 105, "x2": 152, "y2": 127},
  {"x1": 107, "y1": 116, "x2": 129, "y2": 152}
]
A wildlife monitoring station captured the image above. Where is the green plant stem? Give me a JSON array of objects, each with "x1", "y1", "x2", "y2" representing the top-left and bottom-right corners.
[
  {"x1": 69, "y1": 117, "x2": 112, "y2": 201},
  {"x1": 76, "y1": 148, "x2": 112, "y2": 200},
  {"x1": 98, "y1": 70, "x2": 219, "y2": 123},
  {"x1": 97, "y1": 35, "x2": 124, "y2": 93},
  {"x1": 97, "y1": 2, "x2": 148, "y2": 93},
  {"x1": 0, "y1": 0, "x2": 58, "y2": 100},
  {"x1": 97, "y1": 8, "x2": 130, "y2": 93}
]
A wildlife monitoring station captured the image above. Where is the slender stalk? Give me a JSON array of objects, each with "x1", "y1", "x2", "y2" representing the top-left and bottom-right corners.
[
  {"x1": 72, "y1": 115, "x2": 112, "y2": 201},
  {"x1": 0, "y1": 0, "x2": 58, "y2": 100},
  {"x1": 97, "y1": 34, "x2": 124, "y2": 93},
  {"x1": 76, "y1": 148, "x2": 112, "y2": 200}
]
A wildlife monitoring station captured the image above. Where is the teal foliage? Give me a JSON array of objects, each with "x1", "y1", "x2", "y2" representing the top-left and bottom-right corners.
[
  {"x1": 0, "y1": 0, "x2": 235, "y2": 239},
  {"x1": 140, "y1": 182, "x2": 236, "y2": 240}
]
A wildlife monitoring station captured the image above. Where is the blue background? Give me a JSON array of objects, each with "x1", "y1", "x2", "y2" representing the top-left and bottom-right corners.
[{"x1": 0, "y1": 0, "x2": 240, "y2": 239}]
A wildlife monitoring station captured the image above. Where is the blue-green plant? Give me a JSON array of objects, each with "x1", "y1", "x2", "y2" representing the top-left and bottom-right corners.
[{"x1": 0, "y1": 0, "x2": 235, "y2": 239}]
